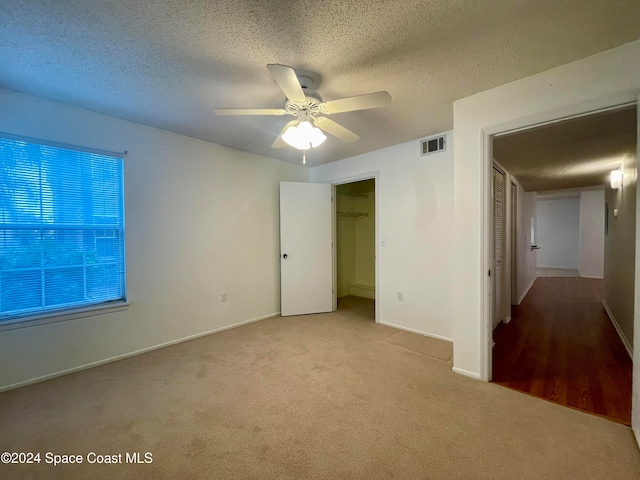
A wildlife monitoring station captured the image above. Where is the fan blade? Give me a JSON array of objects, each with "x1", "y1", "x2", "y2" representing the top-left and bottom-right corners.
[
  {"x1": 314, "y1": 117, "x2": 359, "y2": 143},
  {"x1": 319, "y1": 91, "x2": 391, "y2": 114},
  {"x1": 272, "y1": 120, "x2": 298, "y2": 149},
  {"x1": 266, "y1": 64, "x2": 306, "y2": 103},
  {"x1": 215, "y1": 108, "x2": 287, "y2": 116}
]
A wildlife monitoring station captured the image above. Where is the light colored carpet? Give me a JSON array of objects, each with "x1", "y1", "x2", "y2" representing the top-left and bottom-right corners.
[
  {"x1": 1, "y1": 298, "x2": 639, "y2": 479},
  {"x1": 384, "y1": 330, "x2": 453, "y2": 363}
]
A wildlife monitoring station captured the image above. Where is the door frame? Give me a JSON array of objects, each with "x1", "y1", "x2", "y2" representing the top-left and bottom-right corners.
[
  {"x1": 481, "y1": 100, "x2": 638, "y2": 382},
  {"x1": 329, "y1": 171, "x2": 380, "y2": 323}
]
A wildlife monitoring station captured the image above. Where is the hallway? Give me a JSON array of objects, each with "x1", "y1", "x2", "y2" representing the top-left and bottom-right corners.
[{"x1": 492, "y1": 277, "x2": 632, "y2": 424}]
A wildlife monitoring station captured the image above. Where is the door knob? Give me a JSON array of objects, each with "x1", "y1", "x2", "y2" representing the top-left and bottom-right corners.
[{"x1": 282, "y1": 254, "x2": 288, "y2": 259}]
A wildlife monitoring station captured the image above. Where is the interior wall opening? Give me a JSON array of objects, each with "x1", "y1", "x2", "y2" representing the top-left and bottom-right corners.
[
  {"x1": 488, "y1": 104, "x2": 637, "y2": 425},
  {"x1": 335, "y1": 178, "x2": 376, "y2": 321}
]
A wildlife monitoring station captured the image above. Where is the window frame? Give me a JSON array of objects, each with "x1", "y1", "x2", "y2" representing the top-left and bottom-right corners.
[{"x1": 0, "y1": 133, "x2": 128, "y2": 330}]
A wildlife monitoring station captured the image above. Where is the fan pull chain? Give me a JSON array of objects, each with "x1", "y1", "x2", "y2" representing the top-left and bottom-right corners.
[{"x1": 302, "y1": 150, "x2": 306, "y2": 165}]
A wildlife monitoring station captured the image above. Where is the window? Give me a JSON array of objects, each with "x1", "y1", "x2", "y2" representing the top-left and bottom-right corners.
[{"x1": 0, "y1": 135, "x2": 126, "y2": 323}]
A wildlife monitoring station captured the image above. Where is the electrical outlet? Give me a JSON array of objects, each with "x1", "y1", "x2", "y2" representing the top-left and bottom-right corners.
[
  {"x1": 397, "y1": 291, "x2": 403, "y2": 301},
  {"x1": 221, "y1": 292, "x2": 228, "y2": 303}
]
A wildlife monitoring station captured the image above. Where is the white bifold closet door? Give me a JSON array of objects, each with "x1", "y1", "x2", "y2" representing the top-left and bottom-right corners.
[{"x1": 493, "y1": 167, "x2": 505, "y2": 329}]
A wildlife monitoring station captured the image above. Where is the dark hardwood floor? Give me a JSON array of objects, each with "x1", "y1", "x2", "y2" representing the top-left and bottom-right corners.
[{"x1": 492, "y1": 277, "x2": 633, "y2": 425}]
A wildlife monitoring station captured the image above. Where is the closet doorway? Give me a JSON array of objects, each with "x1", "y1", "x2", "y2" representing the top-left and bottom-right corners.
[{"x1": 336, "y1": 179, "x2": 376, "y2": 321}]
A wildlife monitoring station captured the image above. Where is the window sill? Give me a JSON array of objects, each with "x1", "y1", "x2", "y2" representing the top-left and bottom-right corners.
[{"x1": 0, "y1": 302, "x2": 130, "y2": 332}]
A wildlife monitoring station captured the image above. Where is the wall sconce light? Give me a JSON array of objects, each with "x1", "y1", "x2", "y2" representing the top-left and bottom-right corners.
[{"x1": 610, "y1": 169, "x2": 623, "y2": 190}]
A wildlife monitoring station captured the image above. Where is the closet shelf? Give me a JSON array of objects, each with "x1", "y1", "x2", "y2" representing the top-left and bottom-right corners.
[
  {"x1": 337, "y1": 191, "x2": 368, "y2": 199},
  {"x1": 338, "y1": 211, "x2": 368, "y2": 219}
]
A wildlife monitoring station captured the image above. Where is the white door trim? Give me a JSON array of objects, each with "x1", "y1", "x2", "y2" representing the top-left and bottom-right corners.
[{"x1": 482, "y1": 131, "x2": 493, "y2": 382}]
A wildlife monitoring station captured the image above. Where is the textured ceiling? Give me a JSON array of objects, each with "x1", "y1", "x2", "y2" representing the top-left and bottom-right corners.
[
  {"x1": 493, "y1": 107, "x2": 637, "y2": 192},
  {"x1": 1, "y1": 1, "x2": 640, "y2": 167}
]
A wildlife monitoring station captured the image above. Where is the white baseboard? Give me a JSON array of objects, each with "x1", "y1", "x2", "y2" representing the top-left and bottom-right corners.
[
  {"x1": 578, "y1": 268, "x2": 604, "y2": 279},
  {"x1": 379, "y1": 321, "x2": 453, "y2": 343},
  {"x1": 0, "y1": 312, "x2": 281, "y2": 393},
  {"x1": 537, "y1": 265, "x2": 577, "y2": 270},
  {"x1": 349, "y1": 284, "x2": 375, "y2": 299},
  {"x1": 601, "y1": 300, "x2": 633, "y2": 359},
  {"x1": 503, "y1": 315, "x2": 512, "y2": 324},
  {"x1": 516, "y1": 276, "x2": 537, "y2": 305},
  {"x1": 452, "y1": 366, "x2": 481, "y2": 380}
]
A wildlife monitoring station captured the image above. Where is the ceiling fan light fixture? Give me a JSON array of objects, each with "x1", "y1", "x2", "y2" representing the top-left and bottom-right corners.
[
  {"x1": 282, "y1": 120, "x2": 327, "y2": 150},
  {"x1": 216, "y1": 65, "x2": 390, "y2": 151}
]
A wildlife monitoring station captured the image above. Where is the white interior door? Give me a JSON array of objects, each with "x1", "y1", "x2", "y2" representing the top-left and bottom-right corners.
[{"x1": 280, "y1": 182, "x2": 334, "y2": 316}]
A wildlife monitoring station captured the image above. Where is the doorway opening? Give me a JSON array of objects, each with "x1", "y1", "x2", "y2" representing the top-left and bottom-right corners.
[
  {"x1": 335, "y1": 179, "x2": 376, "y2": 322},
  {"x1": 489, "y1": 104, "x2": 636, "y2": 424}
]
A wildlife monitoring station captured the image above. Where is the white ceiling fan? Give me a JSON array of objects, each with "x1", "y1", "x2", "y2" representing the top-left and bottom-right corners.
[{"x1": 215, "y1": 64, "x2": 391, "y2": 151}]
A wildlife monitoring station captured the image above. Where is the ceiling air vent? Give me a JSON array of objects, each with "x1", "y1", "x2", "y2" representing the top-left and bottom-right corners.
[{"x1": 420, "y1": 135, "x2": 446, "y2": 156}]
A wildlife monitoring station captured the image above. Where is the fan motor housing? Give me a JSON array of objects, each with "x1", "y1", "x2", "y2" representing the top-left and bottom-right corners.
[{"x1": 285, "y1": 89, "x2": 323, "y2": 117}]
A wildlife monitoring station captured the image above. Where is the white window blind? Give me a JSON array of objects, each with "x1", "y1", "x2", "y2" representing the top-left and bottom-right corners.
[{"x1": 0, "y1": 136, "x2": 126, "y2": 321}]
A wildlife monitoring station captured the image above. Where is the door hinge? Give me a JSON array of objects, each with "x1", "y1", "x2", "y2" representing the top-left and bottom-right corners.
[{"x1": 488, "y1": 269, "x2": 491, "y2": 277}]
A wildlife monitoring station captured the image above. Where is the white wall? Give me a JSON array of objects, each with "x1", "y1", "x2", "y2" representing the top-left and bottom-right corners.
[
  {"x1": 336, "y1": 195, "x2": 356, "y2": 297},
  {"x1": 0, "y1": 89, "x2": 308, "y2": 390},
  {"x1": 354, "y1": 190, "x2": 375, "y2": 288},
  {"x1": 604, "y1": 152, "x2": 637, "y2": 353},
  {"x1": 532, "y1": 188, "x2": 605, "y2": 275},
  {"x1": 536, "y1": 197, "x2": 580, "y2": 270},
  {"x1": 311, "y1": 135, "x2": 453, "y2": 341},
  {"x1": 580, "y1": 190, "x2": 605, "y2": 279},
  {"x1": 452, "y1": 38, "x2": 640, "y2": 439}
]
